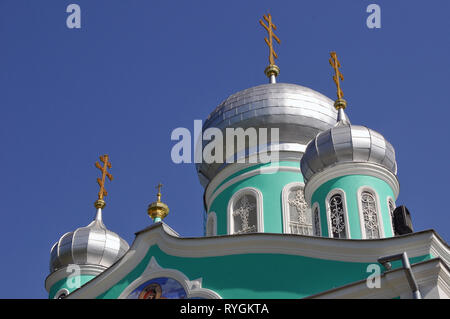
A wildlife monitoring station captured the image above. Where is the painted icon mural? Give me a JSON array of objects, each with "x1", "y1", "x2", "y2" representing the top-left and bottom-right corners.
[{"x1": 127, "y1": 277, "x2": 187, "y2": 299}]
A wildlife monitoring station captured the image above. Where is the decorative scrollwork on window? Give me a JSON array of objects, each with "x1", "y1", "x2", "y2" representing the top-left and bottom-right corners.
[
  {"x1": 361, "y1": 191, "x2": 380, "y2": 239},
  {"x1": 329, "y1": 194, "x2": 346, "y2": 238},
  {"x1": 233, "y1": 195, "x2": 257, "y2": 234},
  {"x1": 288, "y1": 188, "x2": 312, "y2": 235}
]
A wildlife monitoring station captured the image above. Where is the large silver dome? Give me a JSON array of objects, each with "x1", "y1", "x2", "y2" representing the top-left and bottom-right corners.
[
  {"x1": 301, "y1": 121, "x2": 397, "y2": 183},
  {"x1": 49, "y1": 210, "x2": 129, "y2": 273},
  {"x1": 197, "y1": 83, "x2": 338, "y2": 184}
]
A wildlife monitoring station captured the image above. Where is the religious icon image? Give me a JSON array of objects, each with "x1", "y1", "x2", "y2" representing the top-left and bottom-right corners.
[
  {"x1": 127, "y1": 277, "x2": 187, "y2": 299},
  {"x1": 138, "y1": 283, "x2": 164, "y2": 299}
]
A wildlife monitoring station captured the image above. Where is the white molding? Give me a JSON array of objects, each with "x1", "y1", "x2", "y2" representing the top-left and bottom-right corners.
[
  {"x1": 356, "y1": 186, "x2": 386, "y2": 239},
  {"x1": 227, "y1": 187, "x2": 264, "y2": 235},
  {"x1": 312, "y1": 202, "x2": 321, "y2": 236},
  {"x1": 325, "y1": 188, "x2": 351, "y2": 239},
  {"x1": 308, "y1": 258, "x2": 450, "y2": 299},
  {"x1": 117, "y1": 257, "x2": 221, "y2": 299},
  {"x1": 225, "y1": 143, "x2": 307, "y2": 167},
  {"x1": 205, "y1": 212, "x2": 217, "y2": 236},
  {"x1": 65, "y1": 224, "x2": 449, "y2": 299},
  {"x1": 305, "y1": 162, "x2": 400, "y2": 206},
  {"x1": 204, "y1": 145, "x2": 306, "y2": 200},
  {"x1": 45, "y1": 264, "x2": 107, "y2": 292},
  {"x1": 281, "y1": 182, "x2": 306, "y2": 234},
  {"x1": 207, "y1": 165, "x2": 301, "y2": 211}
]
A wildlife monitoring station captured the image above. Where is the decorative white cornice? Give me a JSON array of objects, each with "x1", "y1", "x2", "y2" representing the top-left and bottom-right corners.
[
  {"x1": 207, "y1": 165, "x2": 302, "y2": 211},
  {"x1": 65, "y1": 222, "x2": 449, "y2": 299},
  {"x1": 225, "y1": 143, "x2": 306, "y2": 167},
  {"x1": 205, "y1": 150, "x2": 305, "y2": 208},
  {"x1": 45, "y1": 264, "x2": 107, "y2": 292},
  {"x1": 307, "y1": 258, "x2": 450, "y2": 299},
  {"x1": 304, "y1": 162, "x2": 400, "y2": 206}
]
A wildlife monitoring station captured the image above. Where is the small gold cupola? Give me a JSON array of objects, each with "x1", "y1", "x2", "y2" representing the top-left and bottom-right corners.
[{"x1": 147, "y1": 183, "x2": 169, "y2": 223}]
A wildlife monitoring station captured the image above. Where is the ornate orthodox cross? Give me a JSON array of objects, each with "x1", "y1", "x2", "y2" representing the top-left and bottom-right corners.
[
  {"x1": 288, "y1": 189, "x2": 308, "y2": 224},
  {"x1": 95, "y1": 154, "x2": 113, "y2": 201},
  {"x1": 329, "y1": 51, "x2": 345, "y2": 100},
  {"x1": 233, "y1": 196, "x2": 256, "y2": 233},
  {"x1": 259, "y1": 13, "x2": 281, "y2": 66}
]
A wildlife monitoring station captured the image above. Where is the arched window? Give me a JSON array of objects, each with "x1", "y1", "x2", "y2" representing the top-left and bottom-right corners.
[
  {"x1": 205, "y1": 212, "x2": 217, "y2": 236},
  {"x1": 312, "y1": 204, "x2": 321, "y2": 236},
  {"x1": 326, "y1": 190, "x2": 349, "y2": 239},
  {"x1": 357, "y1": 187, "x2": 384, "y2": 239},
  {"x1": 228, "y1": 188, "x2": 263, "y2": 235},
  {"x1": 233, "y1": 195, "x2": 257, "y2": 234},
  {"x1": 283, "y1": 183, "x2": 312, "y2": 235},
  {"x1": 361, "y1": 191, "x2": 381, "y2": 239}
]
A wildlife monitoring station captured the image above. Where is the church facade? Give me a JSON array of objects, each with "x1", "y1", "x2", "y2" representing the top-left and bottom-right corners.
[{"x1": 45, "y1": 16, "x2": 450, "y2": 299}]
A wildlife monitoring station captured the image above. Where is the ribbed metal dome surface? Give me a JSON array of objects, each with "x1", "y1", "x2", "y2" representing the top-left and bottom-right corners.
[
  {"x1": 197, "y1": 83, "x2": 338, "y2": 183},
  {"x1": 49, "y1": 210, "x2": 129, "y2": 273},
  {"x1": 301, "y1": 121, "x2": 397, "y2": 182}
]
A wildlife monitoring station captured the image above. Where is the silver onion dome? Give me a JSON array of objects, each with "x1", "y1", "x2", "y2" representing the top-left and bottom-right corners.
[
  {"x1": 49, "y1": 209, "x2": 129, "y2": 273},
  {"x1": 197, "y1": 83, "x2": 338, "y2": 185},
  {"x1": 301, "y1": 120, "x2": 397, "y2": 183}
]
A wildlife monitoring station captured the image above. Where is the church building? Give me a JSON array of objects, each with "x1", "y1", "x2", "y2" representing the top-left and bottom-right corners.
[{"x1": 45, "y1": 14, "x2": 450, "y2": 299}]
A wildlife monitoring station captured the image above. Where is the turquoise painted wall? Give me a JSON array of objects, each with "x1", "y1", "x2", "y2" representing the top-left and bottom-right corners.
[
  {"x1": 311, "y1": 175, "x2": 396, "y2": 239},
  {"x1": 49, "y1": 274, "x2": 96, "y2": 299},
  {"x1": 208, "y1": 161, "x2": 303, "y2": 235},
  {"x1": 96, "y1": 244, "x2": 432, "y2": 299}
]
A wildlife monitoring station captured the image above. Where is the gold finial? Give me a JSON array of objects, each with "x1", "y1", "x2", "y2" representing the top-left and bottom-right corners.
[
  {"x1": 94, "y1": 154, "x2": 113, "y2": 209},
  {"x1": 156, "y1": 182, "x2": 163, "y2": 201},
  {"x1": 329, "y1": 51, "x2": 347, "y2": 109},
  {"x1": 148, "y1": 182, "x2": 169, "y2": 222},
  {"x1": 260, "y1": 13, "x2": 281, "y2": 81}
]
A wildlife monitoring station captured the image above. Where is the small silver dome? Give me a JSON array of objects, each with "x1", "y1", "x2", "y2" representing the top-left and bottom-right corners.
[
  {"x1": 50, "y1": 210, "x2": 129, "y2": 273},
  {"x1": 301, "y1": 121, "x2": 397, "y2": 183},
  {"x1": 197, "y1": 83, "x2": 338, "y2": 183}
]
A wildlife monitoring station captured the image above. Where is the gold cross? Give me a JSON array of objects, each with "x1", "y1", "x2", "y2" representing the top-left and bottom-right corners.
[
  {"x1": 329, "y1": 51, "x2": 344, "y2": 100},
  {"x1": 260, "y1": 13, "x2": 281, "y2": 66},
  {"x1": 95, "y1": 154, "x2": 113, "y2": 201}
]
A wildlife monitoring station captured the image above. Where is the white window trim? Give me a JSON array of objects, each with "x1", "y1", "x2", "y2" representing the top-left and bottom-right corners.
[
  {"x1": 357, "y1": 186, "x2": 385, "y2": 239},
  {"x1": 387, "y1": 196, "x2": 396, "y2": 236},
  {"x1": 227, "y1": 187, "x2": 264, "y2": 235},
  {"x1": 282, "y1": 182, "x2": 308, "y2": 234},
  {"x1": 312, "y1": 202, "x2": 321, "y2": 237},
  {"x1": 325, "y1": 188, "x2": 351, "y2": 239},
  {"x1": 205, "y1": 212, "x2": 217, "y2": 236}
]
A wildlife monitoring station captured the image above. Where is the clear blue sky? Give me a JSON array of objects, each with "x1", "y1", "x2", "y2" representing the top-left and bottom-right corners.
[{"x1": 0, "y1": 0, "x2": 449, "y2": 298}]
